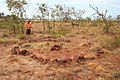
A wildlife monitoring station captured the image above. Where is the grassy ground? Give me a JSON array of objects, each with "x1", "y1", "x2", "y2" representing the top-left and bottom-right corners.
[{"x1": 0, "y1": 22, "x2": 120, "y2": 80}]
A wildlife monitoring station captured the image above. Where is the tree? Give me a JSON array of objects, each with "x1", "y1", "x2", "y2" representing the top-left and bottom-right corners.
[
  {"x1": 86, "y1": 17, "x2": 91, "y2": 23},
  {"x1": 89, "y1": 4, "x2": 109, "y2": 33},
  {"x1": 116, "y1": 15, "x2": 120, "y2": 22},
  {"x1": 6, "y1": 0, "x2": 27, "y2": 34},
  {"x1": 51, "y1": 7, "x2": 57, "y2": 32},
  {"x1": 71, "y1": 7, "x2": 85, "y2": 27},
  {"x1": 36, "y1": 4, "x2": 48, "y2": 32},
  {"x1": 55, "y1": 5, "x2": 63, "y2": 27},
  {"x1": 89, "y1": 5, "x2": 109, "y2": 33}
]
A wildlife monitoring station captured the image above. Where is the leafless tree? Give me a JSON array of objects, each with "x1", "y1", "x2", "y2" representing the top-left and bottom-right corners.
[{"x1": 89, "y1": 4, "x2": 109, "y2": 33}]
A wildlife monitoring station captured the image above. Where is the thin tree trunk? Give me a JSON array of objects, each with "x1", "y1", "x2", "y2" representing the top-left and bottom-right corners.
[
  {"x1": 103, "y1": 17, "x2": 109, "y2": 33},
  {"x1": 43, "y1": 19, "x2": 45, "y2": 32},
  {"x1": 13, "y1": 25, "x2": 16, "y2": 34},
  {"x1": 53, "y1": 20, "x2": 55, "y2": 32},
  {"x1": 60, "y1": 20, "x2": 62, "y2": 28}
]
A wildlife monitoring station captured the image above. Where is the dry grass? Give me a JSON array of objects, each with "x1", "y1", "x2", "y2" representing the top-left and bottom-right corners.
[{"x1": 0, "y1": 22, "x2": 120, "y2": 80}]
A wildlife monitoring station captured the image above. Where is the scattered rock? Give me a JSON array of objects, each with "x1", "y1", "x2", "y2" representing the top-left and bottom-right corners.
[
  {"x1": 78, "y1": 54, "x2": 85, "y2": 59},
  {"x1": 97, "y1": 49, "x2": 104, "y2": 54},
  {"x1": 50, "y1": 44, "x2": 62, "y2": 51},
  {"x1": 65, "y1": 40, "x2": 70, "y2": 42},
  {"x1": 11, "y1": 46, "x2": 20, "y2": 54},
  {"x1": 73, "y1": 55, "x2": 79, "y2": 61},
  {"x1": 19, "y1": 50, "x2": 28, "y2": 55},
  {"x1": 95, "y1": 53, "x2": 101, "y2": 57},
  {"x1": 52, "y1": 59, "x2": 59, "y2": 63},
  {"x1": 11, "y1": 46, "x2": 30, "y2": 55}
]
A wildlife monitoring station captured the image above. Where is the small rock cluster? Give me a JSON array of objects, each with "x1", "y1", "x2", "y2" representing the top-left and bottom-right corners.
[
  {"x1": 50, "y1": 44, "x2": 62, "y2": 51},
  {"x1": 11, "y1": 46, "x2": 29, "y2": 55}
]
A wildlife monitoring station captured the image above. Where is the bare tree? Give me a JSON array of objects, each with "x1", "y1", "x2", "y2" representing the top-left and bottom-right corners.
[
  {"x1": 89, "y1": 4, "x2": 109, "y2": 33},
  {"x1": 71, "y1": 7, "x2": 85, "y2": 27}
]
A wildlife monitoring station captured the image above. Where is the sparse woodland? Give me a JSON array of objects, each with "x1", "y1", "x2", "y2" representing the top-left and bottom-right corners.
[{"x1": 0, "y1": 0, "x2": 120, "y2": 80}]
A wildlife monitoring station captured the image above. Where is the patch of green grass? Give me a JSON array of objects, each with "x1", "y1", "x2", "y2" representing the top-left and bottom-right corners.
[
  {"x1": 57, "y1": 30, "x2": 66, "y2": 36},
  {"x1": 0, "y1": 39, "x2": 19, "y2": 45}
]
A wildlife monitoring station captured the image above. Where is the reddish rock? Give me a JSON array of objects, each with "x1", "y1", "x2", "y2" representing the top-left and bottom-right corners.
[
  {"x1": 95, "y1": 53, "x2": 101, "y2": 57},
  {"x1": 97, "y1": 49, "x2": 104, "y2": 54},
  {"x1": 73, "y1": 56, "x2": 79, "y2": 61},
  {"x1": 54, "y1": 39, "x2": 59, "y2": 42},
  {"x1": 43, "y1": 59, "x2": 50, "y2": 63},
  {"x1": 11, "y1": 46, "x2": 20, "y2": 54},
  {"x1": 78, "y1": 54, "x2": 85, "y2": 59},
  {"x1": 19, "y1": 50, "x2": 28, "y2": 55},
  {"x1": 50, "y1": 44, "x2": 62, "y2": 51},
  {"x1": 62, "y1": 58, "x2": 72, "y2": 63},
  {"x1": 65, "y1": 40, "x2": 70, "y2": 42},
  {"x1": 52, "y1": 59, "x2": 59, "y2": 63},
  {"x1": 38, "y1": 57, "x2": 44, "y2": 62}
]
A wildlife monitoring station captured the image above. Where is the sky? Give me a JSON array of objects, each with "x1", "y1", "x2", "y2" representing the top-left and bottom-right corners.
[{"x1": 0, "y1": 0, "x2": 120, "y2": 19}]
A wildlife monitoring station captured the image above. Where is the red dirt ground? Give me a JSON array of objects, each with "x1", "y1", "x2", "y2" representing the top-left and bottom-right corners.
[{"x1": 0, "y1": 36, "x2": 120, "y2": 80}]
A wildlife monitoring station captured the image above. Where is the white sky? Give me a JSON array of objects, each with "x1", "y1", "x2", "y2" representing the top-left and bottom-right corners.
[{"x1": 0, "y1": 0, "x2": 120, "y2": 18}]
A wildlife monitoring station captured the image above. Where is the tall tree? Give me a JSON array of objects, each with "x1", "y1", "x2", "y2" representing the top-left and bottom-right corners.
[
  {"x1": 36, "y1": 4, "x2": 48, "y2": 32},
  {"x1": 55, "y1": 5, "x2": 63, "y2": 27},
  {"x1": 6, "y1": 0, "x2": 27, "y2": 34},
  {"x1": 89, "y1": 4, "x2": 109, "y2": 33}
]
